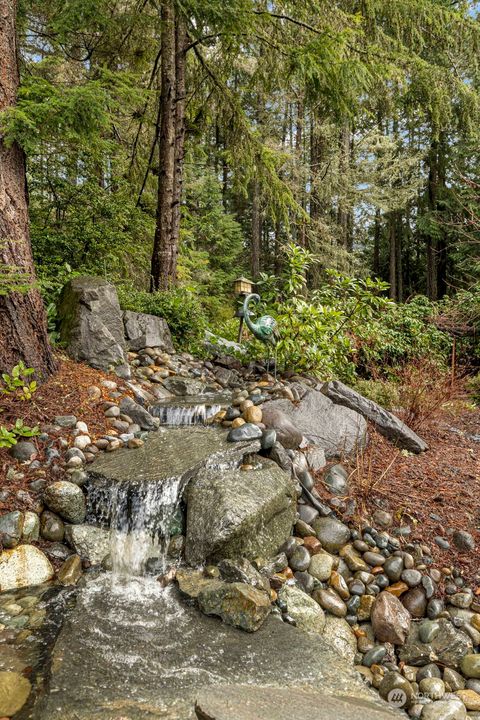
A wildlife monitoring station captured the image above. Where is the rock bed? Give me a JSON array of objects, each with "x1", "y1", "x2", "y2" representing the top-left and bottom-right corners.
[{"x1": 1, "y1": 342, "x2": 479, "y2": 719}]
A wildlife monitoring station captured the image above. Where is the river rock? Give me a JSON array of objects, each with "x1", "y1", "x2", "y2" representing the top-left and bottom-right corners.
[
  {"x1": 22, "y1": 511, "x2": 39, "y2": 542},
  {"x1": 119, "y1": 396, "x2": 157, "y2": 431},
  {"x1": 162, "y1": 376, "x2": 205, "y2": 396},
  {"x1": 185, "y1": 458, "x2": 296, "y2": 565},
  {"x1": 461, "y1": 655, "x2": 480, "y2": 679},
  {"x1": 0, "y1": 511, "x2": 24, "y2": 548},
  {"x1": 58, "y1": 276, "x2": 126, "y2": 370},
  {"x1": 452, "y1": 530, "x2": 475, "y2": 552},
  {"x1": 309, "y1": 551, "x2": 334, "y2": 581},
  {"x1": 40, "y1": 510, "x2": 65, "y2": 542},
  {"x1": 313, "y1": 588, "x2": 347, "y2": 617},
  {"x1": 10, "y1": 440, "x2": 37, "y2": 461},
  {"x1": 289, "y1": 545, "x2": 311, "y2": 572},
  {"x1": 322, "y1": 380, "x2": 428, "y2": 453},
  {"x1": 263, "y1": 389, "x2": 367, "y2": 458},
  {"x1": 313, "y1": 516, "x2": 351, "y2": 553},
  {"x1": 278, "y1": 584, "x2": 326, "y2": 634},
  {"x1": 64, "y1": 524, "x2": 110, "y2": 565},
  {"x1": 401, "y1": 587, "x2": 427, "y2": 618},
  {"x1": 323, "y1": 464, "x2": 349, "y2": 494},
  {"x1": 378, "y1": 670, "x2": 413, "y2": 708},
  {"x1": 197, "y1": 581, "x2": 271, "y2": 632},
  {"x1": 0, "y1": 671, "x2": 31, "y2": 716},
  {"x1": 322, "y1": 616, "x2": 357, "y2": 662},
  {"x1": 399, "y1": 618, "x2": 472, "y2": 668},
  {"x1": 260, "y1": 405, "x2": 303, "y2": 449},
  {"x1": 421, "y1": 699, "x2": 467, "y2": 720},
  {"x1": 218, "y1": 558, "x2": 269, "y2": 592},
  {"x1": 176, "y1": 568, "x2": 223, "y2": 599},
  {"x1": 0, "y1": 545, "x2": 54, "y2": 591},
  {"x1": 57, "y1": 554, "x2": 83, "y2": 585},
  {"x1": 371, "y1": 591, "x2": 411, "y2": 645},
  {"x1": 227, "y1": 423, "x2": 263, "y2": 442},
  {"x1": 456, "y1": 689, "x2": 480, "y2": 711},
  {"x1": 123, "y1": 310, "x2": 174, "y2": 352},
  {"x1": 43, "y1": 481, "x2": 86, "y2": 524}
]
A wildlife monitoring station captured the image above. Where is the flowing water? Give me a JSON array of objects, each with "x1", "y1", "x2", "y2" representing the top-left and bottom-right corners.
[{"x1": 149, "y1": 394, "x2": 229, "y2": 427}]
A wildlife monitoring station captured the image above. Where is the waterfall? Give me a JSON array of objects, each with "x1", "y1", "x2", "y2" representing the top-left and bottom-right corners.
[
  {"x1": 149, "y1": 402, "x2": 222, "y2": 426},
  {"x1": 87, "y1": 476, "x2": 184, "y2": 581}
]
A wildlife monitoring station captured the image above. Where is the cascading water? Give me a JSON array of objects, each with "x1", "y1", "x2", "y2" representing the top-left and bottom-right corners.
[
  {"x1": 149, "y1": 402, "x2": 222, "y2": 426},
  {"x1": 87, "y1": 475, "x2": 185, "y2": 581}
]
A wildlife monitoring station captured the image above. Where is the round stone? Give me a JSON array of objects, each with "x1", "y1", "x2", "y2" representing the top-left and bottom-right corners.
[
  {"x1": 401, "y1": 569, "x2": 422, "y2": 587},
  {"x1": 260, "y1": 429, "x2": 276, "y2": 450},
  {"x1": 401, "y1": 587, "x2": 427, "y2": 618},
  {"x1": 384, "y1": 556, "x2": 404, "y2": 582},
  {"x1": 364, "y1": 551, "x2": 385, "y2": 567},
  {"x1": 10, "y1": 441, "x2": 37, "y2": 461},
  {"x1": 289, "y1": 545, "x2": 311, "y2": 572},
  {"x1": 421, "y1": 698, "x2": 468, "y2": 720},
  {"x1": 452, "y1": 530, "x2": 475, "y2": 552},
  {"x1": 43, "y1": 481, "x2": 86, "y2": 524},
  {"x1": 461, "y1": 654, "x2": 480, "y2": 679},
  {"x1": 227, "y1": 423, "x2": 262, "y2": 442},
  {"x1": 312, "y1": 588, "x2": 347, "y2": 617},
  {"x1": 313, "y1": 517, "x2": 350, "y2": 553},
  {"x1": 308, "y1": 552, "x2": 334, "y2": 582},
  {"x1": 417, "y1": 664, "x2": 442, "y2": 682},
  {"x1": 427, "y1": 598, "x2": 445, "y2": 619},
  {"x1": 323, "y1": 464, "x2": 348, "y2": 495},
  {"x1": 419, "y1": 620, "x2": 441, "y2": 643},
  {"x1": 0, "y1": 671, "x2": 31, "y2": 716},
  {"x1": 243, "y1": 406, "x2": 262, "y2": 424},
  {"x1": 419, "y1": 677, "x2": 445, "y2": 700},
  {"x1": 40, "y1": 511, "x2": 65, "y2": 542},
  {"x1": 363, "y1": 645, "x2": 387, "y2": 667},
  {"x1": 378, "y1": 671, "x2": 413, "y2": 709}
]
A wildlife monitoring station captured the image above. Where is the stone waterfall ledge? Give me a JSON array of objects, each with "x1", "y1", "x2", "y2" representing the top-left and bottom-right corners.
[
  {"x1": 87, "y1": 426, "x2": 261, "y2": 487},
  {"x1": 185, "y1": 458, "x2": 296, "y2": 565},
  {"x1": 322, "y1": 380, "x2": 428, "y2": 453}
]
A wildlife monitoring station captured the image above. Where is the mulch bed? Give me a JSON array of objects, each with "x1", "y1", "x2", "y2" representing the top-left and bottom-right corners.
[
  {"x1": 0, "y1": 354, "x2": 131, "y2": 514},
  {"x1": 315, "y1": 402, "x2": 480, "y2": 587}
]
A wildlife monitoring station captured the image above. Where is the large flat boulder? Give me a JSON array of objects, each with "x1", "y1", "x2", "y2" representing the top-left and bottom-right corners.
[
  {"x1": 322, "y1": 380, "x2": 428, "y2": 453},
  {"x1": 195, "y1": 685, "x2": 399, "y2": 720},
  {"x1": 185, "y1": 458, "x2": 296, "y2": 565},
  {"x1": 37, "y1": 575, "x2": 401, "y2": 719},
  {"x1": 263, "y1": 389, "x2": 367, "y2": 458},
  {"x1": 123, "y1": 310, "x2": 174, "y2": 352},
  {"x1": 57, "y1": 276, "x2": 126, "y2": 370}
]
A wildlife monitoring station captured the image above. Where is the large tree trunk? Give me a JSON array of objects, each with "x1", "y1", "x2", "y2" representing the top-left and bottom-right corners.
[
  {"x1": 0, "y1": 0, "x2": 55, "y2": 378},
  {"x1": 251, "y1": 179, "x2": 261, "y2": 279},
  {"x1": 169, "y1": 16, "x2": 187, "y2": 281},
  {"x1": 150, "y1": 0, "x2": 177, "y2": 291}
]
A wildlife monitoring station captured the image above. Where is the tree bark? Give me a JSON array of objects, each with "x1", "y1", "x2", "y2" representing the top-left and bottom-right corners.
[
  {"x1": 150, "y1": 0, "x2": 177, "y2": 291},
  {"x1": 0, "y1": 0, "x2": 56, "y2": 378},
  {"x1": 170, "y1": 16, "x2": 187, "y2": 281},
  {"x1": 251, "y1": 179, "x2": 261, "y2": 279}
]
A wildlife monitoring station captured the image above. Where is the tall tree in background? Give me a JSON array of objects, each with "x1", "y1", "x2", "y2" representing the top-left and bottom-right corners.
[{"x1": 0, "y1": 0, "x2": 55, "y2": 377}]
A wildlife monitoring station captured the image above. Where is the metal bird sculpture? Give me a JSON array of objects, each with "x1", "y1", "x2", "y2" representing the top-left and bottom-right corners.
[{"x1": 243, "y1": 293, "x2": 277, "y2": 346}]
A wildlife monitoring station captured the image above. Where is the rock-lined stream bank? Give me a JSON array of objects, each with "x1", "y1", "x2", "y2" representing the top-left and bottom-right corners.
[{"x1": 1, "y1": 278, "x2": 479, "y2": 720}]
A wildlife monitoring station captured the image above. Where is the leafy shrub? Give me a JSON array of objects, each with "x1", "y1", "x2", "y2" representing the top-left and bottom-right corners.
[
  {"x1": 354, "y1": 379, "x2": 401, "y2": 410},
  {"x1": 1, "y1": 362, "x2": 38, "y2": 400},
  {"x1": 117, "y1": 285, "x2": 208, "y2": 351}
]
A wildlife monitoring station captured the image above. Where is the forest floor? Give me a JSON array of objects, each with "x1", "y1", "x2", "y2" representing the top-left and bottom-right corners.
[
  {"x1": 0, "y1": 354, "x2": 131, "y2": 515},
  {"x1": 315, "y1": 399, "x2": 480, "y2": 588}
]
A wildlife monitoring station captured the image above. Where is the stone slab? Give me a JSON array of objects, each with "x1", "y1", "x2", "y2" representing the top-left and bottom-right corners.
[
  {"x1": 34, "y1": 574, "x2": 402, "y2": 720},
  {"x1": 195, "y1": 684, "x2": 400, "y2": 720}
]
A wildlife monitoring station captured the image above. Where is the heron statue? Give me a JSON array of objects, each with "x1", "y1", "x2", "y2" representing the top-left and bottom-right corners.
[{"x1": 242, "y1": 293, "x2": 278, "y2": 346}]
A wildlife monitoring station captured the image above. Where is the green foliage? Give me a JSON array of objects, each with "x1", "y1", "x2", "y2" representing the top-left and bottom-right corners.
[
  {"x1": 117, "y1": 285, "x2": 208, "y2": 351},
  {"x1": 0, "y1": 420, "x2": 40, "y2": 448},
  {"x1": 353, "y1": 379, "x2": 400, "y2": 410},
  {"x1": 1, "y1": 362, "x2": 38, "y2": 400}
]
